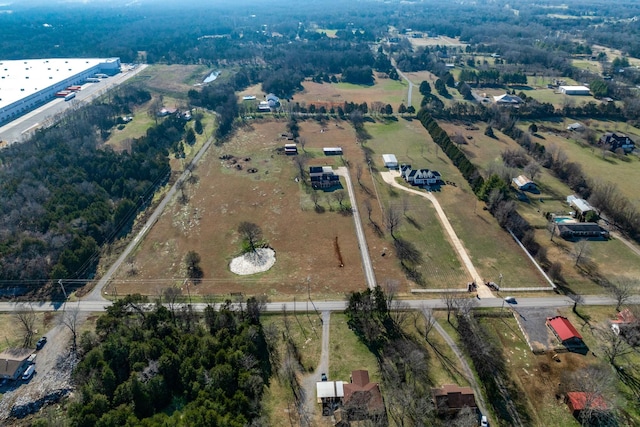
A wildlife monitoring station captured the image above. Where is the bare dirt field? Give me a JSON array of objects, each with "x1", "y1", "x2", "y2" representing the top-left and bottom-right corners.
[
  {"x1": 109, "y1": 119, "x2": 373, "y2": 300},
  {"x1": 292, "y1": 77, "x2": 409, "y2": 110}
]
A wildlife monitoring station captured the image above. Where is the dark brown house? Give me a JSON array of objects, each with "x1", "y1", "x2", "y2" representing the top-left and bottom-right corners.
[
  {"x1": 432, "y1": 384, "x2": 478, "y2": 415},
  {"x1": 599, "y1": 132, "x2": 635, "y2": 153},
  {"x1": 342, "y1": 370, "x2": 385, "y2": 421}
]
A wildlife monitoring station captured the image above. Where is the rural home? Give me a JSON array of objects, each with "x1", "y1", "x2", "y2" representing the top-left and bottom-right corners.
[
  {"x1": 400, "y1": 164, "x2": 442, "y2": 186},
  {"x1": 554, "y1": 222, "x2": 609, "y2": 239},
  {"x1": 309, "y1": 166, "x2": 340, "y2": 189},
  {"x1": 566, "y1": 195, "x2": 596, "y2": 221},
  {"x1": 432, "y1": 384, "x2": 478, "y2": 415},
  {"x1": 0, "y1": 348, "x2": 33, "y2": 380},
  {"x1": 266, "y1": 93, "x2": 280, "y2": 109},
  {"x1": 610, "y1": 308, "x2": 638, "y2": 337},
  {"x1": 512, "y1": 175, "x2": 537, "y2": 192},
  {"x1": 565, "y1": 392, "x2": 608, "y2": 419},
  {"x1": 342, "y1": 370, "x2": 385, "y2": 421},
  {"x1": 493, "y1": 93, "x2": 523, "y2": 105},
  {"x1": 559, "y1": 85, "x2": 590, "y2": 95},
  {"x1": 546, "y1": 316, "x2": 584, "y2": 347},
  {"x1": 598, "y1": 132, "x2": 635, "y2": 153},
  {"x1": 382, "y1": 153, "x2": 398, "y2": 168}
]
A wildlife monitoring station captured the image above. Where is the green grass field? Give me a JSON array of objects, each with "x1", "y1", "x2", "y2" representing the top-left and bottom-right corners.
[{"x1": 365, "y1": 119, "x2": 550, "y2": 288}]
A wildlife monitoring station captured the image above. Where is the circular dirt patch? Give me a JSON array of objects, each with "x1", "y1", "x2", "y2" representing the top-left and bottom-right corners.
[{"x1": 229, "y1": 248, "x2": 276, "y2": 275}]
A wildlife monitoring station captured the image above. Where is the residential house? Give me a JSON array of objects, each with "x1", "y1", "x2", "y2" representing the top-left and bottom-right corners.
[
  {"x1": 0, "y1": 348, "x2": 33, "y2": 380},
  {"x1": 554, "y1": 222, "x2": 609, "y2": 239},
  {"x1": 610, "y1": 309, "x2": 639, "y2": 343},
  {"x1": 309, "y1": 166, "x2": 340, "y2": 189},
  {"x1": 512, "y1": 175, "x2": 537, "y2": 192},
  {"x1": 400, "y1": 164, "x2": 442, "y2": 186},
  {"x1": 266, "y1": 93, "x2": 280, "y2": 109},
  {"x1": 342, "y1": 370, "x2": 385, "y2": 421},
  {"x1": 546, "y1": 316, "x2": 584, "y2": 348},
  {"x1": 432, "y1": 384, "x2": 478, "y2": 415},
  {"x1": 565, "y1": 392, "x2": 608, "y2": 419},
  {"x1": 599, "y1": 132, "x2": 635, "y2": 153},
  {"x1": 493, "y1": 93, "x2": 523, "y2": 105},
  {"x1": 566, "y1": 122, "x2": 584, "y2": 131}
]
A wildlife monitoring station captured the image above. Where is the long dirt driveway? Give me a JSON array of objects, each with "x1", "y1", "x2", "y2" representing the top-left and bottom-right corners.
[
  {"x1": 380, "y1": 171, "x2": 494, "y2": 298},
  {"x1": 300, "y1": 311, "x2": 330, "y2": 425}
]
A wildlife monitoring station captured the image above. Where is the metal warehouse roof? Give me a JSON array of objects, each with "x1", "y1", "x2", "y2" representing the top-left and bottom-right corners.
[{"x1": 0, "y1": 58, "x2": 116, "y2": 109}]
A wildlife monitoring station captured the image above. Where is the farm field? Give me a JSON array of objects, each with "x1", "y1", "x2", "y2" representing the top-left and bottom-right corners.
[
  {"x1": 520, "y1": 120, "x2": 640, "y2": 210},
  {"x1": 291, "y1": 77, "x2": 411, "y2": 110},
  {"x1": 132, "y1": 64, "x2": 212, "y2": 99},
  {"x1": 108, "y1": 119, "x2": 371, "y2": 299},
  {"x1": 408, "y1": 35, "x2": 467, "y2": 48},
  {"x1": 366, "y1": 119, "x2": 549, "y2": 289},
  {"x1": 439, "y1": 119, "x2": 640, "y2": 291}
]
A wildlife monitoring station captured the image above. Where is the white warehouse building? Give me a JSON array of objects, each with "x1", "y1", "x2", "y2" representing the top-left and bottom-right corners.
[{"x1": 0, "y1": 57, "x2": 120, "y2": 124}]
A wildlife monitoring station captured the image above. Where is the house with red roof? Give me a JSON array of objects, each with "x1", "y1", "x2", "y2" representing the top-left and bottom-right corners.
[
  {"x1": 546, "y1": 316, "x2": 584, "y2": 348},
  {"x1": 565, "y1": 392, "x2": 608, "y2": 419}
]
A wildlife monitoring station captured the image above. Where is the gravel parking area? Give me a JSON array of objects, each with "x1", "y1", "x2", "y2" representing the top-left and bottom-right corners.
[{"x1": 512, "y1": 307, "x2": 563, "y2": 353}]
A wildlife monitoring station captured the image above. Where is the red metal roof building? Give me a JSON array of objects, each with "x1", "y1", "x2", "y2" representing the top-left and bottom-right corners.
[
  {"x1": 565, "y1": 392, "x2": 608, "y2": 417},
  {"x1": 546, "y1": 316, "x2": 583, "y2": 343},
  {"x1": 342, "y1": 370, "x2": 385, "y2": 420}
]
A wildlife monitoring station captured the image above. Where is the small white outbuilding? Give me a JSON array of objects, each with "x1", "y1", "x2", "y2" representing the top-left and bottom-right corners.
[{"x1": 382, "y1": 154, "x2": 398, "y2": 168}]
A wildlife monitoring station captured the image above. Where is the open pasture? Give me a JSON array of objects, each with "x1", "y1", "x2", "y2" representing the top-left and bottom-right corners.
[{"x1": 109, "y1": 120, "x2": 369, "y2": 299}]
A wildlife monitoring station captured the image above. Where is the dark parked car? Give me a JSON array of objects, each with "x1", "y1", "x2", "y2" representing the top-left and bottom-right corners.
[
  {"x1": 321, "y1": 373, "x2": 328, "y2": 381},
  {"x1": 35, "y1": 336, "x2": 47, "y2": 350}
]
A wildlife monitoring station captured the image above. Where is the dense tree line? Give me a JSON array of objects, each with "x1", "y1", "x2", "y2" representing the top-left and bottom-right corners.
[
  {"x1": 69, "y1": 295, "x2": 271, "y2": 426},
  {"x1": 0, "y1": 88, "x2": 187, "y2": 292}
]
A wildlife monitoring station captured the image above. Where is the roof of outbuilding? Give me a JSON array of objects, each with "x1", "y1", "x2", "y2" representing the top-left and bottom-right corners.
[{"x1": 547, "y1": 316, "x2": 582, "y2": 341}]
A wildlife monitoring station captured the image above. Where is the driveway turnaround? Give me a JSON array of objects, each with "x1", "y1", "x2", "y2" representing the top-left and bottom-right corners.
[{"x1": 380, "y1": 171, "x2": 493, "y2": 298}]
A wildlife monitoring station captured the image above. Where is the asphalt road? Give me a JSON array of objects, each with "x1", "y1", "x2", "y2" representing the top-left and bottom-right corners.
[
  {"x1": 335, "y1": 167, "x2": 377, "y2": 290},
  {"x1": 1, "y1": 295, "x2": 635, "y2": 314},
  {"x1": 0, "y1": 64, "x2": 148, "y2": 145}
]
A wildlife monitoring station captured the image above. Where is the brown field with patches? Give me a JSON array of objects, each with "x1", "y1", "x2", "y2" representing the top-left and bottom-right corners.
[{"x1": 109, "y1": 118, "x2": 407, "y2": 299}]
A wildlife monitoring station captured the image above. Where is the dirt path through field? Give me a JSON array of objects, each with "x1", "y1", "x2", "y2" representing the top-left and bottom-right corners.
[{"x1": 380, "y1": 171, "x2": 494, "y2": 298}]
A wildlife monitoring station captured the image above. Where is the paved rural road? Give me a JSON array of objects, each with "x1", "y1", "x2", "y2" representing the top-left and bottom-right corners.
[
  {"x1": 1, "y1": 295, "x2": 636, "y2": 314},
  {"x1": 86, "y1": 130, "x2": 217, "y2": 301},
  {"x1": 335, "y1": 167, "x2": 377, "y2": 290},
  {"x1": 392, "y1": 58, "x2": 413, "y2": 107},
  {"x1": 423, "y1": 309, "x2": 490, "y2": 424},
  {"x1": 301, "y1": 311, "x2": 331, "y2": 424},
  {"x1": 379, "y1": 171, "x2": 492, "y2": 297}
]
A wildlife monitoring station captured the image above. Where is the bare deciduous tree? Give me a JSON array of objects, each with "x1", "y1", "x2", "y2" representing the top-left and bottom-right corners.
[
  {"x1": 310, "y1": 190, "x2": 321, "y2": 210},
  {"x1": 60, "y1": 303, "x2": 81, "y2": 353},
  {"x1": 384, "y1": 206, "x2": 402, "y2": 239},
  {"x1": 15, "y1": 304, "x2": 37, "y2": 348},
  {"x1": 293, "y1": 154, "x2": 308, "y2": 181},
  {"x1": 238, "y1": 222, "x2": 263, "y2": 252},
  {"x1": 573, "y1": 239, "x2": 591, "y2": 267},
  {"x1": 364, "y1": 198, "x2": 373, "y2": 221},
  {"x1": 607, "y1": 277, "x2": 636, "y2": 312},
  {"x1": 524, "y1": 161, "x2": 541, "y2": 181},
  {"x1": 333, "y1": 190, "x2": 347, "y2": 210},
  {"x1": 356, "y1": 163, "x2": 363, "y2": 184},
  {"x1": 595, "y1": 325, "x2": 633, "y2": 367},
  {"x1": 164, "y1": 286, "x2": 182, "y2": 314}
]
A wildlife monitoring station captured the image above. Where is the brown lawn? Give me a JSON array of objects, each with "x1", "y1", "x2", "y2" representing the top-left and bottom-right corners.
[{"x1": 109, "y1": 119, "x2": 395, "y2": 299}]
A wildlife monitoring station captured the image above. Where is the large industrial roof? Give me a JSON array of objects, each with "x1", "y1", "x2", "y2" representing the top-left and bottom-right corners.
[{"x1": 0, "y1": 58, "x2": 116, "y2": 109}]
